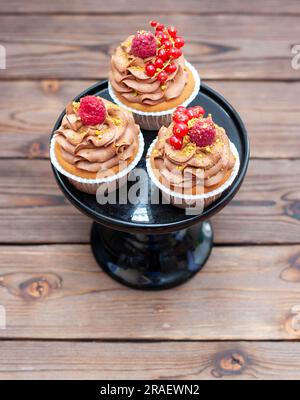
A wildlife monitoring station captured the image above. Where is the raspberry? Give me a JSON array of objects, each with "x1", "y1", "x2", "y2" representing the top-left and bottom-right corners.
[
  {"x1": 78, "y1": 96, "x2": 106, "y2": 126},
  {"x1": 131, "y1": 31, "x2": 157, "y2": 58},
  {"x1": 188, "y1": 117, "x2": 216, "y2": 147}
]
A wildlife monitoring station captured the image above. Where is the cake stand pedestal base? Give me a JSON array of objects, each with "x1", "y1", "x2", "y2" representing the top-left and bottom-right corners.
[{"x1": 91, "y1": 221, "x2": 213, "y2": 290}]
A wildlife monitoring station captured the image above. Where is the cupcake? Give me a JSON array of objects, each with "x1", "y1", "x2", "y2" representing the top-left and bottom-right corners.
[
  {"x1": 50, "y1": 95, "x2": 144, "y2": 194},
  {"x1": 108, "y1": 20, "x2": 200, "y2": 131},
  {"x1": 146, "y1": 106, "x2": 240, "y2": 211}
]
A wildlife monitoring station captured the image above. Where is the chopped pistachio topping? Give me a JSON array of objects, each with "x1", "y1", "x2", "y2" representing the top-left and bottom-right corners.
[
  {"x1": 107, "y1": 116, "x2": 123, "y2": 126},
  {"x1": 72, "y1": 101, "x2": 80, "y2": 113},
  {"x1": 188, "y1": 118, "x2": 199, "y2": 129},
  {"x1": 130, "y1": 65, "x2": 144, "y2": 71}
]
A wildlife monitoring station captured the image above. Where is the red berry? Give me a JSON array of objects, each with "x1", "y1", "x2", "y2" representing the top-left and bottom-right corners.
[
  {"x1": 174, "y1": 36, "x2": 185, "y2": 48},
  {"x1": 158, "y1": 32, "x2": 169, "y2": 43},
  {"x1": 157, "y1": 71, "x2": 168, "y2": 83},
  {"x1": 188, "y1": 117, "x2": 216, "y2": 147},
  {"x1": 157, "y1": 48, "x2": 169, "y2": 62},
  {"x1": 150, "y1": 20, "x2": 158, "y2": 27},
  {"x1": 168, "y1": 26, "x2": 177, "y2": 38},
  {"x1": 145, "y1": 63, "x2": 156, "y2": 77},
  {"x1": 173, "y1": 112, "x2": 189, "y2": 124},
  {"x1": 169, "y1": 47, "x2": 182, "y2": 59},
  {"x1": 169, "y1": 135, "x2": 183, "y2": 150},
  {"x1": 154, "y1": 57, "x2": 164, "y2": 69},
  {"x1": 186, "y1": 108, "x2": 197, "y2": 120},
  {"x1": 156, "y1": 23, "x2": 165, "y2": 31},
  {"x1": 191, "y1": 106, "x2": 205, "y2": 117},
  {"x1": 78, "y1": 96, "x2": 106, "y2": 126},
  {"x1": 163, "y1": 40, "x2": 173, "y2": 49},
  {"x1": 173, "y1": 122, "x2": 189, "y2": 138},
  {"x1": 165, "y1": 62, "x2": 177, "y2": 73},
  {"x1": 175, "y1": 106, "x2": 187, "y2": 113},
  {"x1": 131, "y1": 31, "x2": 157, "y2": 58}
]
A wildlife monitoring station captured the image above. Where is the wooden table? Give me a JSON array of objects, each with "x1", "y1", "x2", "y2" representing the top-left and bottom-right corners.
[{"x1": 0, "y1": 0, "x2": 299, "y2": 380}]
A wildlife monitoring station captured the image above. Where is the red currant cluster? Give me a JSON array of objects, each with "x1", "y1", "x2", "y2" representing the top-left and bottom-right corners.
[
  {"x1": 168, "y1": 106, "x2": 205, "y2": 150},
  {"x1": 145, "y1": 21, "x2": 185, "y2": 83}
]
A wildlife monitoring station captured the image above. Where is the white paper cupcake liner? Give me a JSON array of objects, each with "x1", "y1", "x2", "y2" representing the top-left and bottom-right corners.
[
  {"x1": 50, "y1": 132, "x2": 144, "y2": 194},
  {"x1": 108, "y1": 61, "x2": 201, "y2": 131},
  {"x1": 146, "y1": 138, "x2": 240, "y2": 212}
]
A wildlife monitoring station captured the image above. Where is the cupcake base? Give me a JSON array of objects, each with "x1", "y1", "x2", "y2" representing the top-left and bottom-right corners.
[
  {"x1": 108, "y1": 61, "x2": 201, "y2": 131},
  {"x1": 50, "y1": 132, "x2": 144, "y2": 194},
  {"x1": 91, "y1": 220, "x2": 213, "y2": 290},
  {"x1": 146, "y1": 139, "x2": 240, "y2": 212}
]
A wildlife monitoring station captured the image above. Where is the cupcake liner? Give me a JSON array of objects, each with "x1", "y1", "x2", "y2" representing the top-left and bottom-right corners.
[
  {"x1": 146, "y1": 138, "x2": 240, "y2": 213},
  {"x1": 50, "y1": 132, "x2": 144, "y2": 195},
  {"x1": 108, "y1": 61, "x2": 201, "y2": 131}
]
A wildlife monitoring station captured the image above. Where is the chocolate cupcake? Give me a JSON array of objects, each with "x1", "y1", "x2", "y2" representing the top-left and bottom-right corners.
[
  {"x1": 108, "y1": 21, "x2": 200, "y2": 130},
  {"x1": 146, "y1": 105, "x2": 240, "y2": 211},
  {"x1": 50, "y1": 95, "x2": 144, "y2": 194}
]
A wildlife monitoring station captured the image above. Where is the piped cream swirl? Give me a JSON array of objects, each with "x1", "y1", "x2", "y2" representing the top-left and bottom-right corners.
[
  {"x1": 54, "y1": 98, "x2": 139, "y2": 178},
  {"x1": 150, "y1": 121, "x2": 236, "y2": 195},
  {"x1": 109, "y1": 36, "x2": 188, "y2": 106}
]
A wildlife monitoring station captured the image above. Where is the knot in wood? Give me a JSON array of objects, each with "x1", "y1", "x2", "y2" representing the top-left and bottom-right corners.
[
  {"x1": 212, "y1": 350, "x2": 247, "y2": 378},
  {"x1": 41, "y1": 80, "x2": 60, "y2": 94},
  {"x1": 20, "y1": 277, "x2": 51, "y2": 300},
  {"x1": 285, "y1": 200, "x2": 300, "y2": 221}
]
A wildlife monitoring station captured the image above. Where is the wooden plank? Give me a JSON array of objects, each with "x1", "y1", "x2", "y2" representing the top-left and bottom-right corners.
[
  {"x1": 1, "y1": 340, "x2": 300, "y2": 380},
  {"x1": 1, "y1": 15, "x2": 299, "y2": 80},
  {"x1": 2, "y1": 0, "x2": 299, "y2": 15},
  {"x1": 0, "y1": 244, "x2": 300, "y2": 340},
  {"x1": 2, "y1": 80, "x2": 299, "y2": 159},
  {"x1": 0, "y1": 159, "x2": 298, "y2": 244}
]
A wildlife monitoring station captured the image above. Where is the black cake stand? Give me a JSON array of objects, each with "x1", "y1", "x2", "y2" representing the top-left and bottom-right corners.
[{"x1": 51, "y1": 81, "x2": 249, "y2": 290}]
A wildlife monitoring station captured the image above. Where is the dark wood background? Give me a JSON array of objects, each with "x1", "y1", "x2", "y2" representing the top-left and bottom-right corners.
[{"x1": 0, "y1": 0, "x2": 300, "y2": 379}]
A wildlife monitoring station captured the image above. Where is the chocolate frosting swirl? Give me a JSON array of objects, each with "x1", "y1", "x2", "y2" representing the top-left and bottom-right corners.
[
  {"x1": 109, "y1": 36, "x2": 188, "y2": 106},
  {"x1": 151, "y1": 121, "x2": 236, "y2": 195},
  {"x1": 55, "y1": 98, "x2": 139, "y2": 178}
]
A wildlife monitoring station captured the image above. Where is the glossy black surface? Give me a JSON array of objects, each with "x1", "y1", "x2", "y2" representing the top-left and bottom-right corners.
[
  {"x1": 52, "y1": 81, "x2": 250, "y2": 235},
  {"x1": 91, "y1": 221, "x2": 213, "y2": 290}
]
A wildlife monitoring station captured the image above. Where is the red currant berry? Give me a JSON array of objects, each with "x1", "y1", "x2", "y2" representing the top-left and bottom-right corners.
[
  {"x1": 150, "y1": 20, "x2": 158, "y2": 27},
  {"x1": 185, "y1": 108, "x2": 197, "y2": 119},
  {"x1": 169, "y1": 47, "x2": 182, "y2": 59},
  {"x1": 174, "y1": 36, "x2": 185, "y2": 48},
  {"x1": 154, "y1": 57, "x2": 164, "y2": 69},
  {"x1": 173, "y1": 112, "x2": 189, "y2": 124},
  {"x1": 157, "y1": 71, "x2": 168, "y2": 83},
  {"x1": 157, "y1": 48, "x2": 169, "y2": 62},
  {"x1": 169, "y1": 135, "x2": 183, "y2": 150},
  {"x1": 168, "y1": 26, "x2": 177, "y2": 38},
  {"x1": 173, "y1": 123, "x2": 189, "y2": 138},
  {"x1": 175, "y1": 106, "x2": 187, "y2": 113},
  {"x1": 191, "y1": 106, "x2": 205, "y2": 117},
  {"x1": 169, "y1": 47, "x2": 182, "y2": 58},
  {"x1": 163, "y1": 40, "x2": 173, "y2": 49},
  {"x1": 145, "y1": 63, "x2": 156, "y2": 77},
  {"x1": 165, "y1": 62, "x2": 177, "y2": 73},
  {"x1": 160, "y1": 32, "x2": 169, "y2": 43},
  {"x1": 156, "y1": 23, "x2": 165, "y2": 31}
]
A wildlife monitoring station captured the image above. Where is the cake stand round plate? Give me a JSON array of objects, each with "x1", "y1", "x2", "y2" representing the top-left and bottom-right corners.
[{"x1": 51, "y1": 81, "x2": 249, "y2": 290}]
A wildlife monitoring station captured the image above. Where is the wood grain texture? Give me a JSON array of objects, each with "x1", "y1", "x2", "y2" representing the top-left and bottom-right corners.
[
  {"x1": 0, "y1": 244, "x2": 300, "y2": 340},
  {"x1": 1, "y1": 14, "x2": 299, "y2": 80},
  {"x1": 2, "y1": 80, "x2": 300, "y2": 159},
  {"x1": 1, "y1": 340, "x2": 300, "y2": 380},
  {"x1": 0, "y1": 159, "x2": 299, "y2": 244},
  {"x1": 2, "y1": 0, "x2": 300, "y2": 14}
]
